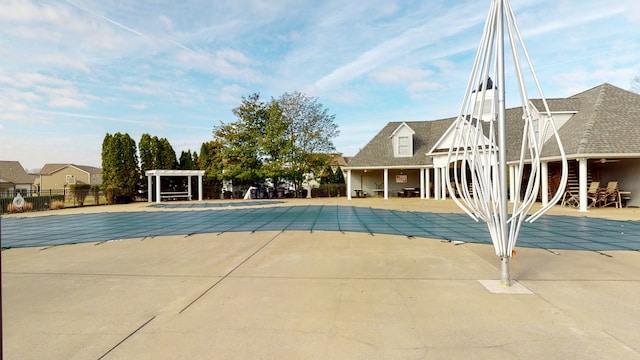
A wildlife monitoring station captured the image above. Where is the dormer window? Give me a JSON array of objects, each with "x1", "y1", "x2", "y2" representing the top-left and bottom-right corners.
[
  {"x1": 398, "y1": 136, "x2": 410, "y2": 155},
  {"x1": 390, "y1": 122, "x2": 415, "y2": 157}
]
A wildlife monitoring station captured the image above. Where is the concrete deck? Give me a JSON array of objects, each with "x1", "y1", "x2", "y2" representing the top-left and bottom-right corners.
[{"x1": 2, "y1": 198, "x2": 640, "y2": 359}]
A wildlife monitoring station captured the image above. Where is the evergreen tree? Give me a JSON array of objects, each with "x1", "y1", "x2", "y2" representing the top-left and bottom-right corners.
[
  {"x1": 101, "y1": 132, "x2": 138, "y2": 197},
  {"x1": 199, "y1": 141, "x2": 224, "y2": 186},
  {"x1": 179, "y1": 150, "x2": 199, "y2": 170}
]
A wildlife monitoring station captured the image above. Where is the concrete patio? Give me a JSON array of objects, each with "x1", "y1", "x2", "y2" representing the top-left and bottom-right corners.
[{"x1": 2, "y1": 198, "x2": 639, "y2": 359}]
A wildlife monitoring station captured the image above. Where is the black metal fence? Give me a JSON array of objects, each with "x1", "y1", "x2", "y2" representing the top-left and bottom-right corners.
[{"x1": 1, "y1": 190, "x2": 66, "y2": 214}]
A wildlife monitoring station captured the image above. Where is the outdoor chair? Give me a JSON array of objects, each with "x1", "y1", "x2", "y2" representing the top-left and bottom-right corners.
[
  {"x1": 561, "y1": 188, "x2": 579, "y2": 208},
  {"x1": 586, "y1": 181, "x2": 600, "y2": 208},
  {"x1": 597, "y1": 181, "x2": 620, "y2": 208}
]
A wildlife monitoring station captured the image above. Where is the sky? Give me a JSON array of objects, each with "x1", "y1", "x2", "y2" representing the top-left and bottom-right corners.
[{"x1": 1, "y1": 0, "x2": 639, "y2": 171}]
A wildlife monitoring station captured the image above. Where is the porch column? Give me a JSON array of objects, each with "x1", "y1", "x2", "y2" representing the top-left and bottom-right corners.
[
  {"x1": 541, "y1": 162, "x2": 549, "y2": 206},
  {"x1": 383, "y1": 168, "x2": 389, "y2": 200},
  {"x1": 441, "y1": 166, "x2": 447, "y2": 200},
  {"x1": 425, "y1": 168, "x2": 431, "y2": 199},
  {"x1": 347, "y1": 169, "x2": 352, "y2": 200},
  {"x1": 147, "y1": 174, "x2": 153, "y2": 203},
  {"x1": 155, "y1": 175, "x2": 161, "y2": 203},
  {"x1": 434, "y1": 167, "x2": 440, "y2": 200},
  {"x1": 198, "y1": 175, "x2": 203, "y2": 201},
  {"x1": 509, "y1": 165, "x2": 515, "y2": 203},
  {"x1": 578, "y1": 158, "x2": 588, "y2": 212},
  {"x1": 188, "y1": 175, "x2": 192, "y2": 200},
  {"x1": 420, "y1": 168, "x2": 425, "y2": 199}
]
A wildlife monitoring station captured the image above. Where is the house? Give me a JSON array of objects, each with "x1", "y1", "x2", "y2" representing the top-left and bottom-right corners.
[
  {"x1": 343, "y1": 83, "x2": 640, "y2": 208},
  {"x1": 37, "y1": 164, "x2": 102, "y2": 191},
  {"x1": 0, "y1": 161, "x2": 35, "y2": 197}
]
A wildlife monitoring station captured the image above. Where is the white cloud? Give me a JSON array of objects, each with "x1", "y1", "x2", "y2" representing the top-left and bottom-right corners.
[
  {"x1": 622, "y1": 0, "x2": 640, "y2": 20},
  {"x1": 218, "y1": 84, "x2": 246, "y2": 103},
  {"x1": 129, "y1": 103, "x2": 147, "y2": 110},
  {"x1": 371, "y1": 66, "x2": 434, "y2": 84},
  {"x1": 47, "y1": 97, "x2": 88, "y2": 108}
]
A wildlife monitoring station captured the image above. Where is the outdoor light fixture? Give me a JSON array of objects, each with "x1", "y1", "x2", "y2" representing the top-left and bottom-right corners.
[{"x1": 446, "y1": 0, "x2": 568, "y2": 286}]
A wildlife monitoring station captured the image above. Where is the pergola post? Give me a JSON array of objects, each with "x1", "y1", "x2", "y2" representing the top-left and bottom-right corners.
[
  {"x1": 155, "y1": 174, "x2": 161, "y2": 203},
  {"x1": 198, "y1": 175, "x2": 203, "y2": 201},
  {"x1": 147, "y1": 175, "x2": 153, "y2": 203}
]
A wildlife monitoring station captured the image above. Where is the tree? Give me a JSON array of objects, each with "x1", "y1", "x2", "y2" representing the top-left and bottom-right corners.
[
  {"x1": 213, "y1": 93, "x2": 266, "y2": 185},
  {"x1": 331, "y1": 166, "x2": 345, "y2": 184},
  {"x1": 178, "y1": 150, "x2": 199, "y2": 170},
  {"x1": 70, "y1": 183, "x2": 91, "y2": 206},
  {"x1": 212, "y1": 91, "x2": 339, "y2": 193},
  {"x1": 198, "y1": 140, "x2": 224, "y2": 186},
  {"x1": 101, "y1": 132, "x2": 138, "y2": 198},
  {"x1": 139, "y1": 134, "x2": 177, "y2": 171},
  {"x1": 319, "y1": 165, "x2": 334, "y2": 184},
  {"x1": 278, "y1": 91, "x2": 339, "y2": 192}
]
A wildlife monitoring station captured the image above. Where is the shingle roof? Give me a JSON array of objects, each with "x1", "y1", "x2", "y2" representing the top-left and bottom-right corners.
[
  {"x1": 541, "y1": 83, "x2": 640, "y2": 157},
  {"x1": 39, "y1": 164, "x2": 102, "y2": 175},
  {"x1": 346, "y1": 83, "x2": 640, "y2": 168},
  {"x1": 346, "y1": 119, "x2": 455, "y2": 167},
  {"x1": 0, "y1": 161, "x2": 35, "y2": 184}
]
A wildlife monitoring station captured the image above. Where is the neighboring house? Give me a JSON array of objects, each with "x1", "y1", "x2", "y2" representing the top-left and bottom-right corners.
[
  {"x1": 344, "y1": 83, "x2": 640, "y2": 208},
  {"x1": 0, "y1": 161, "x2": 35, "y2": 196},
  {"x1": 37, "y1": 164, "x2": 102, "y2": 191}
]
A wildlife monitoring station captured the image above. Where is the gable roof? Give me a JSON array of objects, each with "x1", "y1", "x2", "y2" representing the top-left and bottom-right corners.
[
  {"x1": 39, "y1": 164, "x2": 102, "y2": 175},
  {"x1": 347, "y1": 119, "x2": 454, "y2": 168},
  {"x1": 541, "y1": 83, "x2": 640, "y2": 158},
  {"x1": 389, "y1": 122, "x2": 415, "y2": 137},
  {"x1": 0, "y1": 161, "x2": 35, "y2": 184},
  {"x1": 346, "y1": 83, "x2": 640, "y2": 168}
]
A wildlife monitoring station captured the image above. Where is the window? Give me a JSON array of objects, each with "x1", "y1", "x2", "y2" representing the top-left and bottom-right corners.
[
  {"x1": 390, "y1": 122, "x2": 414, "y2": 157},
  {"x1": 66, "y1": 175, "x2": 75, "y2": 184},
  {"x1": 398, "y1": 136, "x2": 410, "y2": 155}
]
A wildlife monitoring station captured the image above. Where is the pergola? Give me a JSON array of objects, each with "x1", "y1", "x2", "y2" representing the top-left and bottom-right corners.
[{"x1": 145, "y1": 169, "x2": 205, "y2": 203}]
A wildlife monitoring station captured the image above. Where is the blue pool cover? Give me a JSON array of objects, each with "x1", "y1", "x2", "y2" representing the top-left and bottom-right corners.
[{"x1": 2, "y1": 205, "x2": 639, "y2": 251}]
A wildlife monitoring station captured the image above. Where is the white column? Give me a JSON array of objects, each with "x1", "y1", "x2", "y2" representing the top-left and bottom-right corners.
[
  {"x1": 155, "y1": 175, "x2": 161, "y2": 203},
  {"x1": 434, "y1": 167, "x2": 440, "y2": 200},
  {"x1": 441, "y1": 166, "x2": 447, "y2": 200},
  {"x1": 383, "y1": 168, "x2": 389, "y2": 200},
  {"x1": 579, "y1": 158, "x2": 588, "y2": 212},
  {"x1": 198, "y1": 175, "x2": 203, "y2": 201},
  {"x1": 420, "y1": 168, "x2": 425, "y2": 199},
  {"x1": 187, "y1": 175, "x2": 192, "y2": 200},
  {"x1": 347, "y1": 170, "x2": 352, "y2": 200},
  {"x1": 509, "y1": 165, "x2": 515, "y2": 203},
  {"x1": 147, "y1": 174, "x2": 153, "y2": 203},
  {"x1": 541, "y1": 162, "x2": 549, "y2": 206},
  {"x1": 425, "y1": 168, "x2": 431, "y2": 199}
]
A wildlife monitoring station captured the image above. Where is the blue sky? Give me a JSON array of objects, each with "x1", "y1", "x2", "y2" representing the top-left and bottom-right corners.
[{"x1": 1, "y1": 0, "x2": 639, "y2": 171}]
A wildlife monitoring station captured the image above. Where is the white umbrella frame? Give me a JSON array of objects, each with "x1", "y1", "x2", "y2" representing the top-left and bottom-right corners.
[{"x1": 446, "y1": 0, "x2": 568, "y2": 286}]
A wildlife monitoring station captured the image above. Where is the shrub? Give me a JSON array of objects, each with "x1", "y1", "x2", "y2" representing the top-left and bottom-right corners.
[
  {"x1": 71, "y1": 183, "x2": 91, "y2": 206},
  {"x1": 50, "y1": 200, "x2": 65, "y2": 210}
]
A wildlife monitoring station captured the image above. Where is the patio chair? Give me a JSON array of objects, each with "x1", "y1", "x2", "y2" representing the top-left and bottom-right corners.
[
  {"x1": 561, "y1": 188, "x2": 579, "y2": 208},
  {"x1": 560, "y1": 182, "x2": 600, "y2": 208},
  {"x1": 587, "y1": 181, "x2": 600, "y2": 208},
  {"x1": 597, "y1": 181, "x2": 620, "y2": 208}
]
